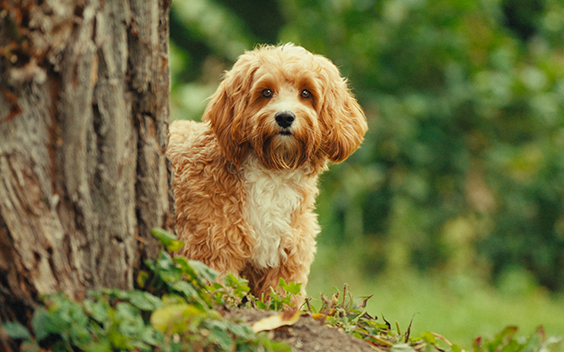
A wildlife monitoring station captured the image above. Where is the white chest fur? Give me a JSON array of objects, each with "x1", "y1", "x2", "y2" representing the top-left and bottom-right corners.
[{"x1": 241, "y1": 157, "x2": 308, "y2": 269}]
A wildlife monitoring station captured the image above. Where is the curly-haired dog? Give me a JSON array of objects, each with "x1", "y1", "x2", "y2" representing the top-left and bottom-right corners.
[{"x1": 167, "y1": 44, "x2": 367, "y2": 302}]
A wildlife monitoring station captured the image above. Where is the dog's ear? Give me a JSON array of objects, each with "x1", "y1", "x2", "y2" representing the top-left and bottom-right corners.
[
  {"x1": 202, "y1": 56, "x2": 257, "y2": 168},
  {"x1": 318, "y1": 60, "x2": 368, "y2": 163}
]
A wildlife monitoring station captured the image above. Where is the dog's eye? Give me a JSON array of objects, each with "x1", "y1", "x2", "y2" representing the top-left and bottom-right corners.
[
  {"x1": 261, "y1": 89, "x2": 273, "y2": 98},
  {"x1": 300, "y1": 89, "x2": 311, "y2": 99}
]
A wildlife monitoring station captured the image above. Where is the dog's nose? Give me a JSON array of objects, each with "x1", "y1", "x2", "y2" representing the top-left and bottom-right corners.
[{"x1": 275, "y1": 111, "x2": 295, "y2": 129}]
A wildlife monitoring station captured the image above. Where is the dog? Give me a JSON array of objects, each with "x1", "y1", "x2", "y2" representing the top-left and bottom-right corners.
[{"x1": 167, "y1": 44, "x2": 367, "y2": 303}]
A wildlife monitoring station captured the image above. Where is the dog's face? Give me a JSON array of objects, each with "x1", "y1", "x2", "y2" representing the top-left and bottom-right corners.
[{"x1": 203, "y1": 44, "x2": 367, "y2": 170}]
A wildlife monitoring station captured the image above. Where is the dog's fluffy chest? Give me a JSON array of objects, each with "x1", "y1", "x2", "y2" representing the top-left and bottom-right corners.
[{"x1": 241, "y1": 157, "x2": 308, "y2": 269}]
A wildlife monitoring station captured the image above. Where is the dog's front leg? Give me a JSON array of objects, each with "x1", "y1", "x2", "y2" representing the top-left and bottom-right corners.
[
  {"x1": 178, "y1": 219, "x2": 254, "y2": 281},
  {"x1": 252, "y1": 249, "x2": 313, "y2": 308}
]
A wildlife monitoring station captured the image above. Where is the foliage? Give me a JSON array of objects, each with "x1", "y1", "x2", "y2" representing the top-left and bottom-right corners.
[
  {"x1": 252, "y1": 278, "x2": 302, "y2": 311},
  {"x1": 2, "y1": 229, "x2": 561, "y2": 351},
  {"x1": 303, "y1": 284, "x2": 561, "y2": 352},
  {"x1": 169, "y1": 0, "x2": 564, "y2": 292},
  {"x1": 472, "y1": 326, "x2": 561, "y2": 352},
  {"x1": 0, "y1": 229, "x2": 290, "y2": 352}
]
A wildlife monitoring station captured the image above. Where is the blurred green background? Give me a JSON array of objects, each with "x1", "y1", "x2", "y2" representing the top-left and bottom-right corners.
[{"x1": 169, "y1": 0, "x2": 564, "y2": 346}]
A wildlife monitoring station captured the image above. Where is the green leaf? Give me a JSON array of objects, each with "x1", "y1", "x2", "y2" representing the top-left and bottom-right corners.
[
  {"x1": 82, "y1": 339, "x2": 112, "y2": 352},
  {"x1": 103, "y1": 288, "x2": 129, "y2": 301},
  {"x1": 106, "y1": 303, "x2": 146, "y2": 350},
  {"x1": 257, "y1": 333, "x2": 293, "y2": 352},
  {"x1": 31, "y1": 306, "x2": 55, "y2": 341},
  {"x1": 173, "y1": 257, "x2": 198, "y2": 278},
  {"x1": 278, "y1": 278, "x2": 301, "y2": 295},
  {"x1": 150, "y1": 304, "x2": 205, "y2": 334},
  {"x1": 115, "y1": 302, "x2": 144, "y2": 330},
  {"x1": 487, "y1": 326, "x2": 518, "y2": 350},
  {"x1": 211, "y1": 282, "x2": 224, "y2": 290},
  {"x1": 421, "y1": 331, "x2": 437, "y2": 344},
  {"x1": 390, "y1": 343, "x2": 417, "y2": 352},
  {"x1": 162, "y1": 294, "x2": 187, "y2": 306},
  {"x1": 128, "y1": 290, "x2": 163, "y2": 311},
  {"x1": 83, "y1": 299, "x2": 110, "y2": 325},
  {"x1": 496, "y1": 325, "x2": 519, "y2": 341},
  {"x1": 227, "y1": 322, "x2": 254, "y2": 340},
  {"x1": 156, "y1": 251, "x2": 183, "y2": 284},
  {"x1": 168, "y1": 240, "x2": 185, "y2": 252},
  {"x1": 255, "y1": 300, "x2": 267, "y2": 310},
  {"x1": 221, "y1": 273, "x2": 250, "y2": 298},
  {"x1": 141, "y1": 326, "x2": 165, "y2": 346},
  {"x1": 208, "y1": 327, "x2": 233, "y2": 350},
  {"x1": 144, "y1": 259, "x2": 156, "y2": 272},
  {"x1": 188, "y1": 260, "x2": 219, "y2": 282},
  {"x1": 151, "y1": 228, "x2": 185, "y2": 252},
  {"x1": 223, "y1": 273, "x2": 240, "y2": 287},
  {"x1": 172, "y1": 281, "x2": 199, "y2": 300},
  {"x1": 2, "y1": 321, "x2": 31, "y2": 340},
  {"x1": 233, "y1": 283, "x2": 251, "y2": 298},
  {"x1": 136, "y1": 270, "x2": 150, "y2": 288},
  {"x1": 108, "y1": 328, "x2": 131, "y2": 350},
  {"x1": 545, "y1": 336, "x2": 563, "y2": 349}
]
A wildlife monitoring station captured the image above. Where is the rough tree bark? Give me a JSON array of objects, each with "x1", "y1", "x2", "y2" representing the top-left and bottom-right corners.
[{"x1": 0, "y1": 0, "x2": 174, "y2": 327}]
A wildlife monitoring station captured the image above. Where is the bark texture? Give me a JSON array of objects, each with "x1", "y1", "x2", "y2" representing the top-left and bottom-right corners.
[{"x1": 0, "y1": 0, "x2": 173, "y2": 323}]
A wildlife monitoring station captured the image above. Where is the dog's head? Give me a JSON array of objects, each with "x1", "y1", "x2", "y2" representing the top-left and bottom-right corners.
[{"x1": 202, "y1": 44, "x2": 367, "y2": 170}]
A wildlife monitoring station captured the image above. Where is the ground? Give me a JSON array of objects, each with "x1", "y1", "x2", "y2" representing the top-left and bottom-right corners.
[{"x1": 222, "y1": 308, "x2": 375, "y2": 352}]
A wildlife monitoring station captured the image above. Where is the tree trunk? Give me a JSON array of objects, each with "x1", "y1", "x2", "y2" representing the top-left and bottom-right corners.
[{"x1": 0, "y1": 0, "x2": 173, "y2": 325}]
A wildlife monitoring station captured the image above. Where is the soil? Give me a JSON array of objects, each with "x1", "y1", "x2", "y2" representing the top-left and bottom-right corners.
[{"x1": 222, "y1": 308, "x2": 375, "y2": 352}]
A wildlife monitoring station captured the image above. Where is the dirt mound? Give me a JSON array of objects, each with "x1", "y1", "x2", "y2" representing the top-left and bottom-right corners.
[{"x1": 223, "y1": 308, "x2": 374, "y2": 352}]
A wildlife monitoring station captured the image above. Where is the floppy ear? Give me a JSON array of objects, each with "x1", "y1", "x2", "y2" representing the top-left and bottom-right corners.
[
  {"x1": 202, "y1": 55, "x2": 258, "y2": 168},
  {"x1": 319, "y1": 63, "x2": 368, "y2": 163}
]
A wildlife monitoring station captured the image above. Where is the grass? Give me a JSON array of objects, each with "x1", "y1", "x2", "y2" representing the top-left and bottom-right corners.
[{"x1": 308, "y1": 244, "x2": 564, "y2": 350}]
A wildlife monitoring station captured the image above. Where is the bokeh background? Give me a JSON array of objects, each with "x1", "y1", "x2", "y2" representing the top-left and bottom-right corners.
[{"x1": 169, "y1": 0, "x2": 564, "y2": 346}]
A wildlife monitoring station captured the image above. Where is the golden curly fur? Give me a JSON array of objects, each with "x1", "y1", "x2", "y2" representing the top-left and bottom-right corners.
[{"x1": 167, "y1": 44, "x2": 367, "y2": 303}]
